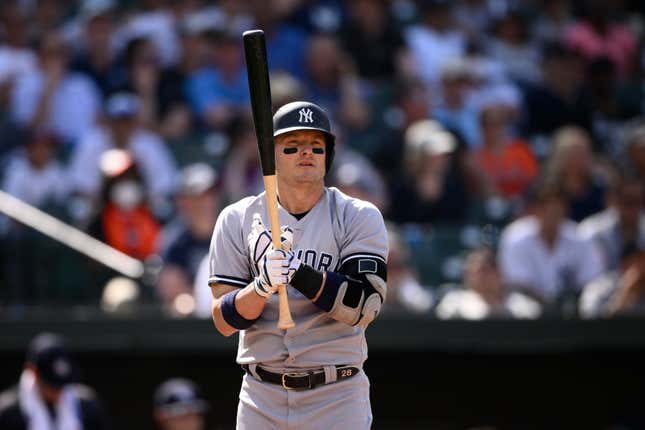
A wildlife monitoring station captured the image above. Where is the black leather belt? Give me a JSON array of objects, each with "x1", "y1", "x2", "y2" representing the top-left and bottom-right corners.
[{"x1": 242, "y1": 364, "x2": 360, "y2": 390}]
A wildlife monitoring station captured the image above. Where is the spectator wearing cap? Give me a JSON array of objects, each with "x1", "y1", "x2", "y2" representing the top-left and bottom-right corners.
[
  {"x1": 579, "y1": 171, "x2": 645, "y2": 273},
  {"x1": 10, "y1": 29, "x2": 102, "y2": 144},
  {"x1": 498, "y1": 180, "x2": 603, "y2": 309},
  {"x1": 153, "y1": 378, "x2": 209, "y2": 430},
  {"x1": 67, "y1": 91, "x2": 177, "y2": 221},
  {"x1": 388, "y1": 119, "x2": 473, "y2": 223},
  {"x1": 157, "y1": 163, "x2": 221, "y2": 314},
  {"x1": 0, "y1": 332, "x2": 109, "y2": 430}
]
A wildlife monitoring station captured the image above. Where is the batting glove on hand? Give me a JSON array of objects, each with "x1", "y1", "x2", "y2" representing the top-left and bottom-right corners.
[
  {"x1": 248, "y1": 214, "x2": 293, "y2": 276},
  {"x1": 254, "y1": 248, "x2": 301, "y2": 298}
]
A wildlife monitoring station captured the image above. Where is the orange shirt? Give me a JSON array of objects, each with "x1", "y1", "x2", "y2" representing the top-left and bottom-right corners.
[
  {"x1": 473, "y1": 139, "x2": 538, "y2": 198},
  {"x1": 102, "y1": 204, "x2": 160, "y2": 259}
]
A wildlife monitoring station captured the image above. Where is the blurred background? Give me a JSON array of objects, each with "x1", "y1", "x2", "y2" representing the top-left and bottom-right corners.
[{"x1": 1, "y1": 0, "x2": 645, "y2": 428}]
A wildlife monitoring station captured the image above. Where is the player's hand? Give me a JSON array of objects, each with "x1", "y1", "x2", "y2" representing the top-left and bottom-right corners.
[
  {"x1": 248, "y1": 214, "x2": 293, "y2": 274},
  {"x1": 254, "y1": 248, "x2": 301, "y2": 298}
]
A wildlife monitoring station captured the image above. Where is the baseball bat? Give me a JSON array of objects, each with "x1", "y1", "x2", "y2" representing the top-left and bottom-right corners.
[
  {"x1": 0, "y1": 190, "x2": 144, "y2": 279},
  {"x1": 243, "y1": 29, "x2": 295, "y2": 330}
]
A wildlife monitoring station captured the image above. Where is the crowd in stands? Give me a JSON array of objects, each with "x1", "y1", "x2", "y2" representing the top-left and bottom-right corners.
[{"x1": 1, "y1": 0, "x2": 645, "y2": 320}]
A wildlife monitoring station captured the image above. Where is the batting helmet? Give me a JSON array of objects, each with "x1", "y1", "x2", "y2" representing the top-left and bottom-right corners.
[{"x1": 273, "y1": 101, "x2": 335, "y2": 172}]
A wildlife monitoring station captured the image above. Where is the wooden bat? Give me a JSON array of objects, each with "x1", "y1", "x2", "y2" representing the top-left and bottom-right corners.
[{"x1": 243, "y1": 29, "x2": 295, "y2": 330}]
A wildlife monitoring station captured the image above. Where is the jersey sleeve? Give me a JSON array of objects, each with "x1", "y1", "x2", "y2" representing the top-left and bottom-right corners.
[
  {"x1": 208, "y1": 203, "x2": 252, "y2": 288},
  {"x1": 337, "y1": 201, "x2": 388, "y2": 277}
]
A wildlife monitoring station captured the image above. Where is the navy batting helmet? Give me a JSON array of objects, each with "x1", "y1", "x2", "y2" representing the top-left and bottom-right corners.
[{"x1": 273, "y1": 101, "x2": 335, "y2": 172}]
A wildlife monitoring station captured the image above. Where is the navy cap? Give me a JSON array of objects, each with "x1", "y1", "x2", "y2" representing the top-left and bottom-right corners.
[
  {"x1": 26, "y1": 333, "x2": 78, "y2": 388},
  {"x1": 154, "y1": 378, "x2": 209, "y2": 418},
  {"x1": 105, "y1": 92, "x2": 141, "y2": 118}
]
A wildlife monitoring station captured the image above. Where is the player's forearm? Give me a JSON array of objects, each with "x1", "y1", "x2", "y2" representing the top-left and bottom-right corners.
[
  {"x1": 212, "y1": 282, "x2": 267, "y2": 337},
  {"x1": 290, "y1": 264, "x2": 386, "y2": 327}
]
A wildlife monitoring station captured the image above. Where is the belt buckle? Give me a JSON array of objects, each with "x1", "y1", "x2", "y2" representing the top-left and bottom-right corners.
[{"x1": 281, "y1": 372, "x2": 310, "y2": 390}]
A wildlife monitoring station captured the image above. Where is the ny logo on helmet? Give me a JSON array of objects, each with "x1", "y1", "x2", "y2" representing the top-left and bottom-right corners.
[{"x1": 298, "y1": 108, "x2": 314, "y2": 123}]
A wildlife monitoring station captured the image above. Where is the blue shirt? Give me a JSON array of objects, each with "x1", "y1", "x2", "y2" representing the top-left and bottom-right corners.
[{"x1": 185, "y1": 67, "x2": 249, "y2": 116}]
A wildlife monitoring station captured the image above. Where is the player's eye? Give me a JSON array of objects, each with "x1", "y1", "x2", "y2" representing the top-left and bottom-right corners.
[
  {"x1": 283, "y1": 147, "x2": 298, "y2": 154},
  {"x1": 312, "y1": 148, "x2": 325, "y2": 154}
]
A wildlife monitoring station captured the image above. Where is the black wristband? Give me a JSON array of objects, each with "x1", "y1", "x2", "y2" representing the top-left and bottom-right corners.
[{"x1": 290, "y1": 263, "x2": 323, "y2": 299}]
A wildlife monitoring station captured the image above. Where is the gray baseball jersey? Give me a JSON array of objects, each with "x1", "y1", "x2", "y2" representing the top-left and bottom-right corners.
[{"x1": 208, "y1": 186, "x2": 388, "y2": 371}]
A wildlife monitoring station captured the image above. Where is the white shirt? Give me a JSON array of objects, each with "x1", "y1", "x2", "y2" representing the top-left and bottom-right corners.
[
  {"x1": 404, "y1": 25, "x2": 466, "y2": 88},
  {"x1": 498, "y1": 216, "x2": 603, "y2": 301},
  {"x1": 2, "y1": 154, "x2": 68, "y2": 207},
  {"x1": 436, "y1": 288, "x2": 542, "y2": 320},
  {"x1": 0, "y1": 46, "x2": 36, "y2": 84},
  {"x1": 11, "y1": 70, "x2": 101, "y2": 143},
  {"x1": 67, "y1": 126, "x2": 177, "y2": 199}
]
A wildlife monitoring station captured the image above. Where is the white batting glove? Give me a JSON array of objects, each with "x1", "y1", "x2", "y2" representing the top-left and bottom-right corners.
[
  {"x1": 248, "y1": 214, "x2": 293, "y2": 276},
  {"x1": 254, "y1": 248, "x2": 301, "y2": 298}
]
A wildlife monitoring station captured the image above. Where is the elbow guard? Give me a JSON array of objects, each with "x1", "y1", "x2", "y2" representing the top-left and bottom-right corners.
[{"x1": 313, "y1": 255, "x2": 387, "y2": 327}]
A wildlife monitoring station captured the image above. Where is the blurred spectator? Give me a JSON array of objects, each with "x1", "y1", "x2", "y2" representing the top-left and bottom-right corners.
[
  {"x1": 69, "y1": 0, "x2": 120, "y2": 97},
  {"x1": 579, "y1": 171, "x2": 645, "y2": 272},
  {"x1": 153, "y1": 378, "x2": 209, "y2": 430},
  {"x1": 434, "y1": 59, "x2": 480, "y2": 148},
  {"x1": 531, "y1": 0, "x2": 575, "y2": 45},
  {"x1": 220, "y1": 114, "x2": 265, "y2": 203},
  {"x1": 185, "y1": 28, "x2": 249, "y2": 130},
  {"x1": 157, "y1": 163, "x2": 220, "y2": 314},
  {"x1": 115, "y1": 0, "x2": 181, "y2": 67},
  {"x1": 339, "y1": 0, "x2": 406, "y2": 83},
  {"x1": 580, "y1": 245, "x2": 645, "y2": 318},
  {"x1": 484, "y1": 9, "x2": 541, "y2": 85},
  {"x1": 329, "y1": 150, "x2": 389, "y2": 214},
  {"x1": 564, "y1": 0, "x2": 637, "y2": 78},
  {"x1": 68, "y1": 92, "x2": 177, "y2": 218},
  {"x1": 382, "y1": 223, "x2": 434, "y2": 313},
  {"x1": 87, "y1": 149, "x2": 161, "y2": 260},
  {"x1": 1, "y1": 129, "x2": 67, "y2": 209},
  {"x1": 0, "y1": 2, "x2": 36, "y2": 89},
  {"x1": 303, "y1": 33, "x2": 369, "y2": 130},
  {"x1": 388, "y1": 120, "x2": 472, "y2": 224},
  {"x1": 120, "y1": 36, "x2": 191, "y2": 139},
  {"x1": 404, "y1": 0, "x2": 466, "y2": 89},
  {"x1": 623, "y1": 119, "x2": 645, "y2": 186},
  {"x1": 520, "y1": 42, "x2": 593, "y2": 141},
  {"x1": 471, "y1": 102, "x2": 538, "y2": 199},
  {"x1": 249, "y1": 0, "x2": 308, "y2": 80},
  {"x1": 498, "y1": 180, "x2": 603, "y2": 307},
  {"x1": 0, "y1": 332, "x2": 109, "y2": 429},
  {"x1": 10, "y1": 30, "x2": 101, "y2": 144},
  {"x1": 454, "y1": 0, "x2": 494, "y2": 40},
  {"x1": 371, "y1": 78, "x2": 432, "y2": 186},
  {"x1": 436, "y1": 247, "x2": 541, "y2": 320},
  {"x1": 544, "y1": 126, "x2": 608, "y2": 222}
]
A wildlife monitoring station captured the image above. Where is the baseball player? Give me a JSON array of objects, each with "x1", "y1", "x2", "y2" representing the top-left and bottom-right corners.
[{"x1": 208, "y1": 101, "x2": 388, "y2": 429}]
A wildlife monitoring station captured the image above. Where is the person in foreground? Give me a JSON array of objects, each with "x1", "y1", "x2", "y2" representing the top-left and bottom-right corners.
[
  {"x1": 208, "y1": 101, "x2": 388, "y2": 429},
  {"x1": 0, "y1": 332, "x2": 108, "y2": 430}
]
